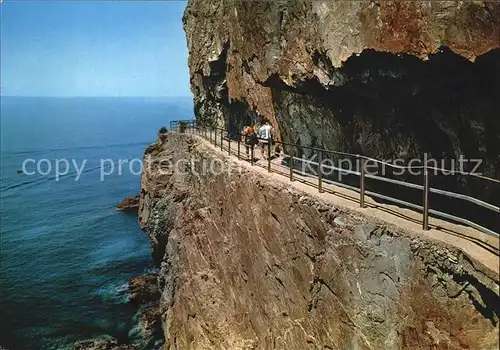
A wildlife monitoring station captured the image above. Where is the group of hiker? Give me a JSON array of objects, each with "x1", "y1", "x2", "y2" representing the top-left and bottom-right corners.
[{"x1": 241, "y1": 119, "x2": 274, "y2": 160}]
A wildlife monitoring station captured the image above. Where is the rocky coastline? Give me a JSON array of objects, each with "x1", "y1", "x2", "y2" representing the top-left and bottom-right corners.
[
  {"x1": 73, "y1": 337, "x2": 134, "y2": 350},
  {"x1": 137, "y1": 133, "x2": 499, "y2": 348},
  {"x1": 116, "y1": 195, "x2": 140, "y2": 213},
  {"x1": 128, "y1": 273, "x2": 163, "y2": 349},
  {"x1": 73, "y1": 196, "x2": 161, "y2": 350},
  {"x1": 71, "y1": 272, "x2": 163, "y2": 350}
]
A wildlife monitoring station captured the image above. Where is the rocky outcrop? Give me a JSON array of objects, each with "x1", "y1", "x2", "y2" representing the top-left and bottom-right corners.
[
  {"x1": 182, "y1": 0, "x2": 500, "y2": 212},
  {"x1": 129, "y1": 274, "x2": 161, "y2": 305},
  {"x1": 72, "y1": 337, "x2": 135, "y2": 350},
  {"x1": 139, "y1": 133, "x2": 499, "y2": 349},
  {"x1": 71, "y1": 273, "x2": 163, "y2": 350},
  {"x1": 116, "y1": 196, "x2": 140, "y2": 213},
  {"x1": 128, "y1": 273, "x2": 164, "y2": 349}
]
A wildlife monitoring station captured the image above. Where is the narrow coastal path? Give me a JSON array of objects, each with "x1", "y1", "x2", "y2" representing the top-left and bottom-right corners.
[{"x1": 185, "y1": 128, "x2": 499, "y2": 275}]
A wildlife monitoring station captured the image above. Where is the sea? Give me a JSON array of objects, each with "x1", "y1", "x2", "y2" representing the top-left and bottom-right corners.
[{"x1": 0, "y1": 96, "x2": 193, "y2": 349}]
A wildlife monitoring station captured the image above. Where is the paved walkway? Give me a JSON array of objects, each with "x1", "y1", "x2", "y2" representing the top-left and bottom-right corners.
[{"x1": 188, "y1": 129, "x2": 500, "y2": 275}]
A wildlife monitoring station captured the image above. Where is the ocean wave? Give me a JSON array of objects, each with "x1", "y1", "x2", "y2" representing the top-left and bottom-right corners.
[
  {"x1": 87, "y1": 255, "x2": 153, "y2": 277},
  {"x1": 1, "y1": 141, "x2": 151, "y2": 156},
  {"x1": 92, "y1": 281, "x2": 130, "y2": 304},
  {"x1": 0, "y1": 149, "x2": 46, "y2": 157},
  {"x1": 0, "y1": 164, "x2": 102, "y2": 193}
]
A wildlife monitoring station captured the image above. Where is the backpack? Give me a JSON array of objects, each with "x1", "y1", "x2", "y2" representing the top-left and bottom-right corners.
[{"x1": 247, "y1": 132, "x2": 258, "y2": 146}]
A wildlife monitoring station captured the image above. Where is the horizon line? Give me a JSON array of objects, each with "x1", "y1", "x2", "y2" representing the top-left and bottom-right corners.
[{"x1": 0, "y1": 95, "x2": 193, "y2": 98}]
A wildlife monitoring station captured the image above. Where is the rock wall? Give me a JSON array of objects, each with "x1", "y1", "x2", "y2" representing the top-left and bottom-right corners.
[
  {"x1": 183, "y1": 0, "x2": 499, "y2": 171},
  {"x1": 182, "y1": 0, "x2": 500, "y2": 232},
  {"x1": 139, "y1": 134, "x2": 499, "y2": 349}
]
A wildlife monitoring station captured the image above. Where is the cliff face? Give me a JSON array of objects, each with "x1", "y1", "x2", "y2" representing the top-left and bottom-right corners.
[
  {"x1": 139, "y1": 134, "x2": 498, "y2": 349},
  {"x1": 182, "y1": 0, "x2": 500, "y2": 181}
]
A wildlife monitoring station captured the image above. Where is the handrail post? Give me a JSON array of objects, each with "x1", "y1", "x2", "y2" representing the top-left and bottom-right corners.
[
  {"x1": 237, "y1": 138, "x2": 241, "y2": 160},
  {"x1": 289, "y1": 147, "x2": 294, "y2": 182},
  {"x1": 423, "y1": 166, "x2": 430, "y2": 230},
  {"x1": 210, "y1": 128, "x2": 213, "y2": 144},
  {"x1": 318, "y1": 150, "x2": 323, "y2": 193},
  {"x1": 228, "y1": 134, "x2": 231, "y2": 155},
  {"x1": 267, "y1": 138, "x2": 272, "y2": 172},
  {"x1": 251, "y1": 145, "x2": 254, "y2": 166},
  {"x1": 220, "y1": 129, "x2": 223, "y2": 151},
  {"x1": 360, "y1": 156, "x2": 365, "y2": 208}
]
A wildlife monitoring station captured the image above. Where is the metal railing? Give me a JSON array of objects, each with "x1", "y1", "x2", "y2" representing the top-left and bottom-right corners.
[
  {"x1": 169, "y1": 120, "x2": 196, "y2": 131},
  {"x1": 169, "y1": 121, "x2": 500, "y2": 238}
]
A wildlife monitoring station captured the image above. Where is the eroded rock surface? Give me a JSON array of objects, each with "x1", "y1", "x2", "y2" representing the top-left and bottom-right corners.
[
  {"x1": 116, "y1": 195, "x2": 140, "y2": 213},
  {"x1": 139, "y1": 134, "x2": 499, "y2": 349},
  {"x1": 129, "y1": 274, "x2": 160, "y2": 305},
  {"x1": 128, "y1": 273, "x2": 164, "y2": 349},
  {"x1": 183, "y1": 0, "x2": 499, "y2": 137},
  {"x1": 72, "y1": 337, "x2": 135, "y2": 350}
]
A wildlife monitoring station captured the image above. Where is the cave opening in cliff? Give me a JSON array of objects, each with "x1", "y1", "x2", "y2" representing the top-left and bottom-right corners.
[{"x1": 267, "y1": 48, "x2": 500, "y2": 232}]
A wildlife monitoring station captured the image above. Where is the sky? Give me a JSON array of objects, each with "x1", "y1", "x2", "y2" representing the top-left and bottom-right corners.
[{"x1": 0, "y1": 1, "x2": 191, "y2": 97}]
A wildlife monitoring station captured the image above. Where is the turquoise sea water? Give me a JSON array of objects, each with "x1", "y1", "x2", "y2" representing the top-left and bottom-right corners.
[{"x1": 0, "y1": 97, "x2": 193, "y2": 349}]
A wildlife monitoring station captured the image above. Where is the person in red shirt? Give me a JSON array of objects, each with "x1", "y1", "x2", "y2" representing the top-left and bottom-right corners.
[{"x1": 241, "y1": 126, "x2": 255, "y2": 157}]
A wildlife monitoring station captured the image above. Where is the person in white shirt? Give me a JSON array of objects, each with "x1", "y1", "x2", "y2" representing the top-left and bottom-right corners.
[{"x1": 258, "y1": 119, "x2": 273, "y2": 160}]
